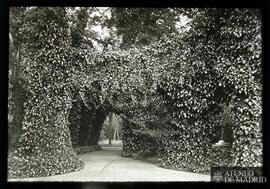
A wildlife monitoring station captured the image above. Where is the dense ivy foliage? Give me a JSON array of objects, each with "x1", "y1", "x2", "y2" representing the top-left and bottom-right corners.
[
  {"x1": 120, "y1": 8, "x2": 262, "y2": 172},
  {"x1": 8, "y1": 7, "x2": 262, "y2": 178},
  {"x1": 8, "y1": 8, "x2": 84, "y2": 178},
  {"x1": 122, "y1": 119, "x2": 157, "y2": 159},
  {"x1": 213, "y1": 9, "x2": 262, "y2": 167}
]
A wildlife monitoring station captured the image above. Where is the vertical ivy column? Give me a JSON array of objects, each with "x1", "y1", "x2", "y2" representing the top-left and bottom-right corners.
[
  {"x1": 8, "y1": 7, "x2": 84, "y2": 178},
  {"x1": 212, "y1": 9, "x2": 262, "y2": 167}
]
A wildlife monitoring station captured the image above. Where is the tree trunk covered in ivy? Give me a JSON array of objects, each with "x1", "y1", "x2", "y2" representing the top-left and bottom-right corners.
[{"x1": 8, "y1": 7, "x2": 84, "y2": 179}]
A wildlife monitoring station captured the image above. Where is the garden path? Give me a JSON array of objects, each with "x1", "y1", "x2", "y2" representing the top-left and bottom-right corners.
[{"x1": 9, "y1": 147, "x2": 210, "y2": 182}]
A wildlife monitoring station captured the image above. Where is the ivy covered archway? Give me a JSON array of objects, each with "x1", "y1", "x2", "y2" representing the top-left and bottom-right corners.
[{"x1": 8, "y1": 7, "x2": 262, "y2": 178}]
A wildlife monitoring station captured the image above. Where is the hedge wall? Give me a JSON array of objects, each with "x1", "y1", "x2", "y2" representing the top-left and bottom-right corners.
[{"x1": 122, "y1": 118, "x2": 158, "y2": 159}]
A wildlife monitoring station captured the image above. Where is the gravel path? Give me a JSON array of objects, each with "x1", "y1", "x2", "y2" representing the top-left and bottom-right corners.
[{"x1": 9, "y1": 147, "x2": 210, "y2": 182}]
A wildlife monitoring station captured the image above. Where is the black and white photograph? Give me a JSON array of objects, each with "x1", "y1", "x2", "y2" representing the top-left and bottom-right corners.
[{"x1": 5, "y1": 5, "x2": 268, "y2": 184}]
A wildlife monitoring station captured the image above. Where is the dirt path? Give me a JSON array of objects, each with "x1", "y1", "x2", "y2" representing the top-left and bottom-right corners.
[{"x1": 9, "y1": 147, "x2": 210, "y2": 182}]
